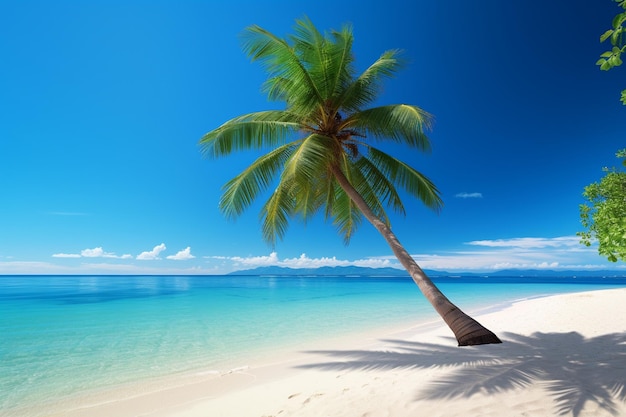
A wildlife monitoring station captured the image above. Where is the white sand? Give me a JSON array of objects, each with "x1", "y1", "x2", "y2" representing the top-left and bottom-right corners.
[{"x1": 45, "y1": 288, "x2": 626, "y2": 417}]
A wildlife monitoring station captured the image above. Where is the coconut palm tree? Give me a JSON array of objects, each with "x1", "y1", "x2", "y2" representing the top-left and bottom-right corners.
[{"x1": 199, "y1": 17, "x2": 501, "y2": 346}]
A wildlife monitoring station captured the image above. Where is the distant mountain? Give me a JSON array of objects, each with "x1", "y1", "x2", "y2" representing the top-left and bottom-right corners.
[{"x1": 228, "y1": 265, "x2": 626, "y2": 278}]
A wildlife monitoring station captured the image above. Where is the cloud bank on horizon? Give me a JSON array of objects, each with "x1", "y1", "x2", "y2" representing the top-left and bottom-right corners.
[{"x1": 0, "y1": 235, "x2": 621, "y2": 275}]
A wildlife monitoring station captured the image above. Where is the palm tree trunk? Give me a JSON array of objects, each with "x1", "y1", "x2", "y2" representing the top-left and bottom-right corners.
[{"x1": 331, "y1": 166, "x2": 502, "y2": 346}]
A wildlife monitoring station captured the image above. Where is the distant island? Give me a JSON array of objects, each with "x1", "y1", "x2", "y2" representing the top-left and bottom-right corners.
[{"x1": 228, "y1": 265, "x2": 626, "y2": 278}]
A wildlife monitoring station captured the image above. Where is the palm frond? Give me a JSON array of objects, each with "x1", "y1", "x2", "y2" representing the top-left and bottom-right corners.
[
  {"x1": 328, "y1": 156, "x2": 364, "y2": 243},
  {"x1": 292, "y1": 171, "x2": 330, "y2": 223},
  {"x1": 262, "y1": 77, "x2": 293, "y2": 104},
  {"x1": 283, "y1": 134, "x2": 337, "y2": 188},
  {"x1": 241, "y1": 23, "x2": 323, "y2": 114},
  {"x1": 259, "y1": 133, "x2": 338, "y2": 234},
  {"x1": 290, "y1": 16, "x2": 331, "y2": 99},
  {"x1": 329, "y1": 184, "x2": 362, "y2": 244},
  {"x1": 260, "y1": 180, "x2": 295, "y2": 245},
  {"x1": 322, "y1": 169, "x2": 338, "y2": 221},
  {"x1": 345, "y1": 160, "x2": 393, "y2": 225},
  {"x1": 337, "y1": 49, "x2": 404, "y2": 113},
  {"x1": 290, "y1": 16, "x2": 355, "y2": 106},
  {"x1": 199, "y1": 111, "x2": 302, "y2": 158},
  {"x1": 366, "y1": 147, "x2": 443, "y2": 212},
  {"x1": 353, "y1": 156, "x2": 405, "y2": 217},
  {"x1": 327, "y1": 26, "x2": 355, "y2": 100},
  {"x1": 219, "y1": 143, "x2": 297, "y2": 219},
  {"x1": 348, "y1": 104, "x2": 433, "y2": 150}
]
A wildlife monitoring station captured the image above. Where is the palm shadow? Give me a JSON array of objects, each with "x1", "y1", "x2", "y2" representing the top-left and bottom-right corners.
[{"x1": 297, "y1": 331, "x2": 626, "y2": 416}]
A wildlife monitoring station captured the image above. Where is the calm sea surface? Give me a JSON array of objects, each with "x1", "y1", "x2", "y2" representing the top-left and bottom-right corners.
[{"x1": 1, "y1": 274, "x2": 625, "y2": 415}]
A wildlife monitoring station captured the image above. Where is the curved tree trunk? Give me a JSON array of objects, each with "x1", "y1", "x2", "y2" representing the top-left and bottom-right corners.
[{"x1": 331, "y1": 166, "x2": 502, "y2": 346}]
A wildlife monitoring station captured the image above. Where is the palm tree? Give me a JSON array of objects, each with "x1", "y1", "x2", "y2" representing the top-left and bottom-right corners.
[{"x1": 199, "y1": 17, "x2": 501, "y2": 346}]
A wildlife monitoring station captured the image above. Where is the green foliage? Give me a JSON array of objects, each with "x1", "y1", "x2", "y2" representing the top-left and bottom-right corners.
[
  {"x1": 597, "y1": 0, "x2": 626, "y2": 104},
  {"x1": 200, "y1": 17, "x2": 442, "y2": 245},
  {"x1": 578, "y1": 149, "x2": 626, "y2": 262}
]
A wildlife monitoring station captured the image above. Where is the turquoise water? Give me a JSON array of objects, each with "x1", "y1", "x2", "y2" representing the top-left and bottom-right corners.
[{"x1": 1, "y1": 274, "x2": 625, "y2": 414}]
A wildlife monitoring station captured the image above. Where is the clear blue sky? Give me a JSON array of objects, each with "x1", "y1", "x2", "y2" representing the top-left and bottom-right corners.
[{"x1": 1, "y1": 0, "x2": 624, "y2": 274}]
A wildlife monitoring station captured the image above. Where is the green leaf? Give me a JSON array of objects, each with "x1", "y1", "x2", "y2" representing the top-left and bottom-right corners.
[
  {"x1": 612, "y1": 12, "x2": 626, "y2": 30},
  {"x1": 601, "y1": 61, "x2": 613, "y2": 71},
  {"x1": 601, "y1": 29, "x2": 614, "y2": 42},
  {"x1": 611, "y1": 29, "x2": 623, "y2": 46}
]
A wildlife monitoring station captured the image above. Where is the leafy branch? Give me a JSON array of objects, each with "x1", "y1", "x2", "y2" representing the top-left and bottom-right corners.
[
  {"x1": 578, "y1": 149, "x2": 626, "y2": 262},
  {"x1": 597, "y1": 0, "x2": 626, "y2": 104}
]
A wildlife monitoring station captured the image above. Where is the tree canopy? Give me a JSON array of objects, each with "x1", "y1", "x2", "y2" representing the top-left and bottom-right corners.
[
  {"x1": 200, "y1": 17, "x2": 442, "y2": 246},
  {"x1": 579, "y1": 149, "x2": 626, "y2": 262}
]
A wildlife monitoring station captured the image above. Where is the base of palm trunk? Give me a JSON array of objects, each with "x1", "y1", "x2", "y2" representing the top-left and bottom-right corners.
[
  {"x1": 444, "y1": 307, "x2": 503, "y2": 346},
  {"x1": 456, "y1": 328, "x2": 503, "y2": 346}
]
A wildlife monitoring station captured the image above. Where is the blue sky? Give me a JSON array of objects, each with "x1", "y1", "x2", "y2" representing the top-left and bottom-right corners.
[{"x1": 1, "y1": 0, "x2": 624, "y2": 275}]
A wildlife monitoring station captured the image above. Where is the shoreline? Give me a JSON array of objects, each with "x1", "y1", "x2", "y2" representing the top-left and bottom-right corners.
[
  {"x1": 8, "y1": 314, "x2": 444, "y2": 417},
  {"x1": 10, "y1": 286, "x2": 626, "y2": 417}
]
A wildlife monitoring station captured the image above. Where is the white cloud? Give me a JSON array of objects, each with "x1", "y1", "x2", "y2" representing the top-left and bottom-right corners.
[
  {"x1": 53, "y1": 247, "x2": 129, "y2": 259},
  {"x1": 137, "y1": 243, "x2": 167, "y2": 260},
  {"x1": 166, "y1": 247, "x2": 195, "y2": 261},
  {"x1": 228, "y1": 252, "x2": 280, "y2": 266},
  {"x1": 467, "y1": 236, "x2": 581, "y2": 249},
  {"x1": 400, "y1": 235, "x2": 612, "y2": 271},
  {"x1": 492, "y1": 261, "x2": 560, "y2": 270},
  {"x1": 52, "y1": 253, "x2": 81, "y2": 258},
  {"x1": 281, "y1": 253, "x2": 348, "y2": 268},
  {"x1": 455, "y1": 192, "x2": 483, "y2": 198},
  {"x1": 218, "y1": 251, "x2": 396, "y2": 270},
  {"x1": 408, "y1": 251, "x2": 568, "y2": 271},
  {"x1": 81, "y1": 247, "x2": 118, "y2": 258}
]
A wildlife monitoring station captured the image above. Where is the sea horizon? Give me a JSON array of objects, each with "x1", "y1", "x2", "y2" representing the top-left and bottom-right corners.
[{"x1": 4, "y1": 268, "x2": 626, "y2": 278}]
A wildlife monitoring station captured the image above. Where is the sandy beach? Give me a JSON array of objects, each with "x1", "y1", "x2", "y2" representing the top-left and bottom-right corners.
[{"x1": 41, "y1": 288, "x2": 626, "y2": 417}]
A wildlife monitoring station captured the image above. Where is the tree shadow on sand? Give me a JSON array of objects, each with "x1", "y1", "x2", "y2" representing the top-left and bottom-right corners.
[{"x1": 297, "y1": 332, "x2": 626, "y2": 416}]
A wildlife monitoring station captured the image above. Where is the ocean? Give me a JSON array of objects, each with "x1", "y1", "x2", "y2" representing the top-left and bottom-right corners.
[{"x1": 1, "y1": 274, "x2": 625, "y2": 416}]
